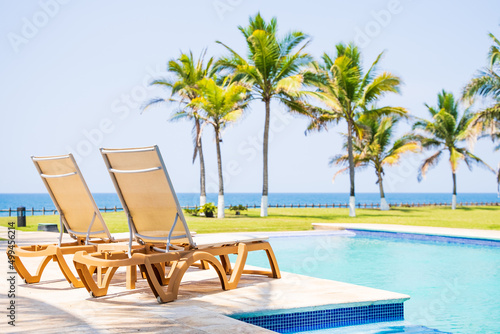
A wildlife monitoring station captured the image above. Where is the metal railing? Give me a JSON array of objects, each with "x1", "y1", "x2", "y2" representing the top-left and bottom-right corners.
[
  {"x1": 2, "y1": 201, "x2": 498, "y2": 216},
  {"x1": 0, "y1": 206, "x2": 123, "y2": 216}
]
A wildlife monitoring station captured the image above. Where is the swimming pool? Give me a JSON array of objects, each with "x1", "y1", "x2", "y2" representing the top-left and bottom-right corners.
[{"x1": 243, "y1": 231, "x2": 500, "y2": 333}]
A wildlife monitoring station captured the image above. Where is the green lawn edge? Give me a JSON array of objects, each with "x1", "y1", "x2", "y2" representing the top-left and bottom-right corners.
[{"x1": 1, "y1": 207, "x2": 499, "y2": 233}]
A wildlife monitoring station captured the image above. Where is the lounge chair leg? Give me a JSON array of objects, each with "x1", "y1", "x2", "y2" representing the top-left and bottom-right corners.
[
  {"x1": 10, "y1": 244, "x2": 97, "y2": 287},
  {"x1": 200, "y1": 260, "x2": 210, "y2": 270},
  {"x1": 97, "y1": 266, "x2": 103, "y2": 286},
  {"x1": 241, "y1": 242, "x2": 281, "y2": 279},
  {"x1": 126, "y1": 265, "x2": 137, "y2": 290},
  {"x1": 100, "y1": 267, "x2": 119, "y2": 289},
  {"x1": 89, "y1": 266, "x2": 97, "y2": 276},
  {"x1": 165, "y1": 262, "x2": 176, "y2": 280},
  {"x1": 263, "y1": 245, "x2": 281, "y2": 279},
  {"x1": 190, "y1": 260, "x2": 210, "y2": 270},
  {"x1": 159, "y1": 262, "x2": 166, "y2": 277},
  {"x1": 75, "y1": 261, "x2": 117, "y2": 297},
  {"x1": 75, "y1": 260, "x2": 102, "y2": 296},
  {"x1": 140, "y1": 261, "x2": 174, "y2": 303},
  {"x1": 226, "y1": 243, "x2": 248, "y2": 289},
  {"x1": 73, "y1": 253, "x2": 120, "y2": 297},
  {"x1": 140, "y1": 269, "x2": 147, "y2": 279},
  {"x1": 219, "y1": 254, "x2": 232, "y2": 275},
  {"x1": 145, "y1": 252, "x2": 229, "y2": 304},
  {"x1": 54, "y1": 247, "x2": 85, "y2": 288},
  {"x1": 12, "y1": 254, "x2": 52, "y2": 284},
  {"x1": 151, "y1": 262, "x2": 170, "y2": 286}
]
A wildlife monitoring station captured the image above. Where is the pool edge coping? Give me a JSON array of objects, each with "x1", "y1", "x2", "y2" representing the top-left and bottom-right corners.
[{"x1": 312, "y1": 223, "x2": 500, "y2": 242}]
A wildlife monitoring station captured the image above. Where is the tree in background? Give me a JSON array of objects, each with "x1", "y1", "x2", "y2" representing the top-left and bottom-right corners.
[
  {"x1": 144, "y1": 50, "x2": 214, "y2": 207},
  {"x1": 300, "y1": 43, "x2": 406, "y2": 217},
  {"x1": 463, "y1": 32, "x2": 500, "y2": 192},
  {"x1": 463, "y1": 33, "x2": 500, "y2": 148},
  {"x1": 412, "y1": 90, "x2": 493, "y2": 209},
  {"x1": 188, "y1": 77, "x2": 249, "y2": 218},
  {"x1": 331, "y1": 115, "x2": 420, "y2": 210},
  {"x1": 216, "y1": 12, "x2": 312, "y2": 216}
]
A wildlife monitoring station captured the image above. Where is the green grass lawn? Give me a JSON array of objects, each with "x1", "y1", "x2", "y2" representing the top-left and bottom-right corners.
[{"x1": 1, "y1": 206, "x2": 499, "y2": 233}]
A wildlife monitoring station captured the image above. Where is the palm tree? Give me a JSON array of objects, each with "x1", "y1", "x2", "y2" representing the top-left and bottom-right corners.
[
  {"x1": 496, "y1": 164, "x2": 500, "y2": 196},
  {"x1": 463, "y1": 33, "x2": 500, "y2": 149},
  {"x1": 412, "y1": 90, "x2": 493, "y2": 209},
  {"x1": 330, "y1": 115, "x2": 420, "y2": 210},
  {"x1": 187, "y1": 77, "x2": 248, "y2": 218},
  {"x1": 143, "y1": 50, "x2": 214, "y2": 207},
  {"x1": 215, "y1": 12, "x2": 312, "y2": 217},
  {"x1": 301, "y1": 43, "x2": 406, "y2": 217}
]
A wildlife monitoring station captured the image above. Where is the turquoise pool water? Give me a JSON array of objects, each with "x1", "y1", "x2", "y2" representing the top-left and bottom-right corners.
[
  {"x1": 307, "y1": 321, "x2": 449, "y2": 333},
  {"x1": 244, "y1": 231, "x2": 500, "y2": 333}
]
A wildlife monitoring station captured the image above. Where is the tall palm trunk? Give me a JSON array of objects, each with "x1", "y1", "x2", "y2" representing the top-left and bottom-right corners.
[
  {"x1": 377, "y1": 168, "x2": 389, "y2": 211},
  {"x1": 452, "y1": 171, "x2": 457, "y2": 210},
  {"x1": 347, "y1": 120, "x2": 356, "y2": 217},
  {"x1": 196, "y1": 119, "x2": 207, "y2": 207},
  {"x1": 497, "y1": 167, "x2": 500, "y2": 197},
  {"x1": 261, "y1": 97, "x2": 271, "y2": 217},
  {"x1": 215, "y1": 128, "x2": 224, "y2": 218}
]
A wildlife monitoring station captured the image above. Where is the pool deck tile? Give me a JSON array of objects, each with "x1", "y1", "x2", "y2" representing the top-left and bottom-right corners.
[{"x1": 1, "y1": 228, "x2": 409, "y2": 333}]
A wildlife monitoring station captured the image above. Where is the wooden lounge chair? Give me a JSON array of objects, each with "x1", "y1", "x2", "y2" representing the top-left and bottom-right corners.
[
  {"x1": 73, "y1": 146, "x2": 280, "y2": 303},
  {"x1": 10, "y1": 154, "x2": 123, "y2": 288}
]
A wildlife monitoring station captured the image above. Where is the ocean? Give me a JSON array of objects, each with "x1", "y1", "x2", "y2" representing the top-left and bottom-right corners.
[{"x1": 0, "y1": 193, "x2": 498, "y2": 216}]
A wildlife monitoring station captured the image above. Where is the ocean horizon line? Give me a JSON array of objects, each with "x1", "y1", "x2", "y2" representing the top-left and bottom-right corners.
[{"x1": 1, "y1": 192, "x2": 498, "y2": 217}]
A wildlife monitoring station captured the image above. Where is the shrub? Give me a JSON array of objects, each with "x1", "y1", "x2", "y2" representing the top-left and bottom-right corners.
[
  {"x1": 184, "y1": 207, "x2": 200, "y2": 216},
  {"x1": 229, "y1": 204, "x2": 248, "y2": 215},
  {"x1": 200, "y1": 203, "x2": 216, "y2": 218}
]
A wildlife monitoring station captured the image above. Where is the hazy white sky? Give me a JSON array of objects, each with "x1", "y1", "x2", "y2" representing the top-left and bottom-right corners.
[{"x1": 1, "y1": 0, "x2": 499, "y2": 195}]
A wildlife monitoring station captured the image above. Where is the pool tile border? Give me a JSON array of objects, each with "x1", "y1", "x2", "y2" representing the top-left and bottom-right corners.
[{"x1": 232, "y1": 303, "x2": 404, "y2": 333}]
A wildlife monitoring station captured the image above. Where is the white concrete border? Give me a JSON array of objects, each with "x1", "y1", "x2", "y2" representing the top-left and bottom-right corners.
[{"x1": 312, "y1": 223, "x2": 500, "y2": 241}]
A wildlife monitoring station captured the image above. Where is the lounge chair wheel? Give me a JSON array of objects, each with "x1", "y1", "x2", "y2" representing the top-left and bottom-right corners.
[
  {"x1": 70, "y1": 283, "x2": 75, "y2": 288},
  {"x1": 90, "y1": 291, "x2": 96, "y2": 298},
  {"x1": 24, "y1": 279, "x2": 28, "y2": 284},
  {"x1": 157, "y1": 296, "x2": 163, "y2": 304}
]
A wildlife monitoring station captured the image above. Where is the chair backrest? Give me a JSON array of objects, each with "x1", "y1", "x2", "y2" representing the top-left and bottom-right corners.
[
  {"x1": 32, "y1": 154, "x2": 112, "y2": 241},
  {"x1": 100, "y1": 146, "x2": 194, "y2": 247}
]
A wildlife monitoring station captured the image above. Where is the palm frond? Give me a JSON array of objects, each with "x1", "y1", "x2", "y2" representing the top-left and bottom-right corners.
[
  {"x1": 409, "y1": 133, "x2": 443, "y2": 150},
  {"x1": 488, "y1": 33, "x2": 500, "y2": 69},
  {"x1": 329, "y1": 159, "x2": 368, "y2": 183},
  {"x1": 331, "y1": 167, "x2": 349, "y2": 183},
  {"x1": 384, "y1": 139, "x2": 421, "y2": 166},
  {"x1": 279, "y1": 31, "x2": 310, "y2": 57},
  {"x1": 360, "y1": 72, "x2": 401, "y2": 106},
  {"x1": 215, "y1": 41, "x2": 248, "y2": 70},
  {"x1": 448, "y1": 147, "x2": 464, "y2": 173},
  {"x1": 359, "y1": 51, "x2": 383, "y2": 93},
  {"x1": 418, "y1": 150, "x2": 443, "y2": 181},
  {"x1": 456, "y1": 148, "x2": 495, "y2": 173},
  {"x1": 142, "y1": 97, "x2": 168, "y2": 112},
  {"x1": 329, "y1": 154, "x2": 349, "y2": 167},
  {"x1": 365, "y1": 106, "x2": 409, "y2": 119},
  {"x1": 463, "y1": 71, "x2": 500, "y2": 101}
]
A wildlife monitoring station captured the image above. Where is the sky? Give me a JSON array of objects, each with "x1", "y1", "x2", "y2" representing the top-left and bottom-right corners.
[{"x1": 1, "y1": 0, "x2": 499, "y2": 196}]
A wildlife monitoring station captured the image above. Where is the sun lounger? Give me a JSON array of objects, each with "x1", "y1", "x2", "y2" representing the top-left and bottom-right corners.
[
  {"x1": 73, "y1": 146, "x2": 280, "y2": 303},
  {"x1": 9, "y1": 154, "x2": 124, "y2": 288}
]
